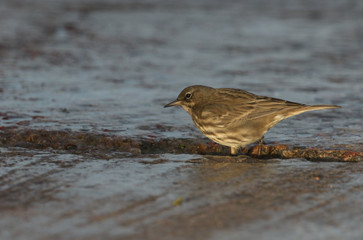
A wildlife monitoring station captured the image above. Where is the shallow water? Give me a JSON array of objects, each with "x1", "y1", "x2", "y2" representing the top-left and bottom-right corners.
[
  {"x1": 0, "y1": 0, "x2": 362, "y2": 149},
  {"x1": 0, "y1": 148, "x2": 362, "y2": 240}
]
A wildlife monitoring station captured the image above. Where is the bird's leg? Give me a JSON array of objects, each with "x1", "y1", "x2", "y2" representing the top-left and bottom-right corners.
[
  {"x1": 231, "y1": 147, "x2": 238, "y2": 156},
  {"x1": 257, "y1": 136, "x2": 264, "y2": 156}
]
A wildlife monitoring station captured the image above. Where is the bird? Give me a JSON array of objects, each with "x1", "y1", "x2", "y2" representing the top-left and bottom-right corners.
[{"x1": 164, "y1": 85, "x2": 340, "y2": 155}]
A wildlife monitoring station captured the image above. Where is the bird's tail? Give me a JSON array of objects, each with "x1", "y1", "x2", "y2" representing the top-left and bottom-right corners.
[
  {"x1": 284, "y1": 104, "x2": 341, "y2": 119},
  {"x1": 304, "y1": 104, "x2": 341, "y2": 111}
]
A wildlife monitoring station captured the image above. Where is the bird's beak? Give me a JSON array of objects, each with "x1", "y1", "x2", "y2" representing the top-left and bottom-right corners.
[{"x1": 164, "y1": 99, "x2": 181, "y2": 108}]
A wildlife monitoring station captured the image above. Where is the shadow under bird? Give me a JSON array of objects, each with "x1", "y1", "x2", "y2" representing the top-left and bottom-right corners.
[{"x1": 164, "y1": 85, "x2": 340, "y2": 155}]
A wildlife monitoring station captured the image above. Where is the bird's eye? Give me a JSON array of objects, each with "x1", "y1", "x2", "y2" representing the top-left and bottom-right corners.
[{"x1": 185, "y1": 92, "x2": 192, "y2": 99}]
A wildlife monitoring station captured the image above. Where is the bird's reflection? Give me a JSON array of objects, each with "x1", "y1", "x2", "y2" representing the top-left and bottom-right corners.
[{"x1": 185, "y1": 155, "x2": 278, "y2": 186}]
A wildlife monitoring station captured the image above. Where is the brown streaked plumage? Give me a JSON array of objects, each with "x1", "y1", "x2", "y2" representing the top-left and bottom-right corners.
[{"x1": 164, "y1": 85, "x2": 340, "y2": 155}]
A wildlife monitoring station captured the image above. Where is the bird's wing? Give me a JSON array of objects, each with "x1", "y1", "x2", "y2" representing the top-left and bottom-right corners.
[
  {"x1": 197, "y1": 88, "x2": 258, "y2": 127},
  {"x1": 199, "y1": 103, "x2": 254, "y2": 128},
  {"x1": 199, "y1": 95, "x2": 304, "y2": 127},
  {"x1": 246, "y1": 97, "x2": 305, "y2": 120}
]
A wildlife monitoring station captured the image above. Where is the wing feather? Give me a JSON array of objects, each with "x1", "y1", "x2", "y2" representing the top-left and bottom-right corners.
[{"x1": 197, "y1": 89, "x2": 305, "y2": 127}]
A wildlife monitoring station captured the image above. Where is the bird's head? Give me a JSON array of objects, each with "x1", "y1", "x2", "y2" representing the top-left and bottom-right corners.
[{"x1": 164, "y1": 85, "x2": 214, "y2": 114}]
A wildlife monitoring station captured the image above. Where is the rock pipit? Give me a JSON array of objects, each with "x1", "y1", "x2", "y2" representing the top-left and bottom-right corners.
[{"x1": 164, "y1": 85, "x2": 340, "y2": 155}]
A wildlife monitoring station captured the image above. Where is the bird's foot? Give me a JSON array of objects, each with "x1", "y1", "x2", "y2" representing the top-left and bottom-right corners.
[
  {"x1": 256, "y1": 137, "x2": 265, "y2": 157},
  {"x1": 230, "y1": 147, "x2": 239, "y2": 156}
]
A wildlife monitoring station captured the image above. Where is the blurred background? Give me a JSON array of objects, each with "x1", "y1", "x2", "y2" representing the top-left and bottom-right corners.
[{"x1": 0, "y1": 0, "x2": 362, "y2": 148}]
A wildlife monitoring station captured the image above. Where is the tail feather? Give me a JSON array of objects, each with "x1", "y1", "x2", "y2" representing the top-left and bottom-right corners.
[
  {"x1": 283, "y1": 104, "x2": 340, "y2": 119},
  {"x1": 305, "y1": 104, "x2": 341, "y2": 111}
]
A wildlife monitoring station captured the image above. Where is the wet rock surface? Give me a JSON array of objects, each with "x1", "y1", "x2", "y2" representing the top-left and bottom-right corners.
[
  {"x1": 1, "y1": 147, "x2": 362, "y2": 240},
  {"x1": 0, "y1": 0, "x2": 362, "y2": 239}
]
